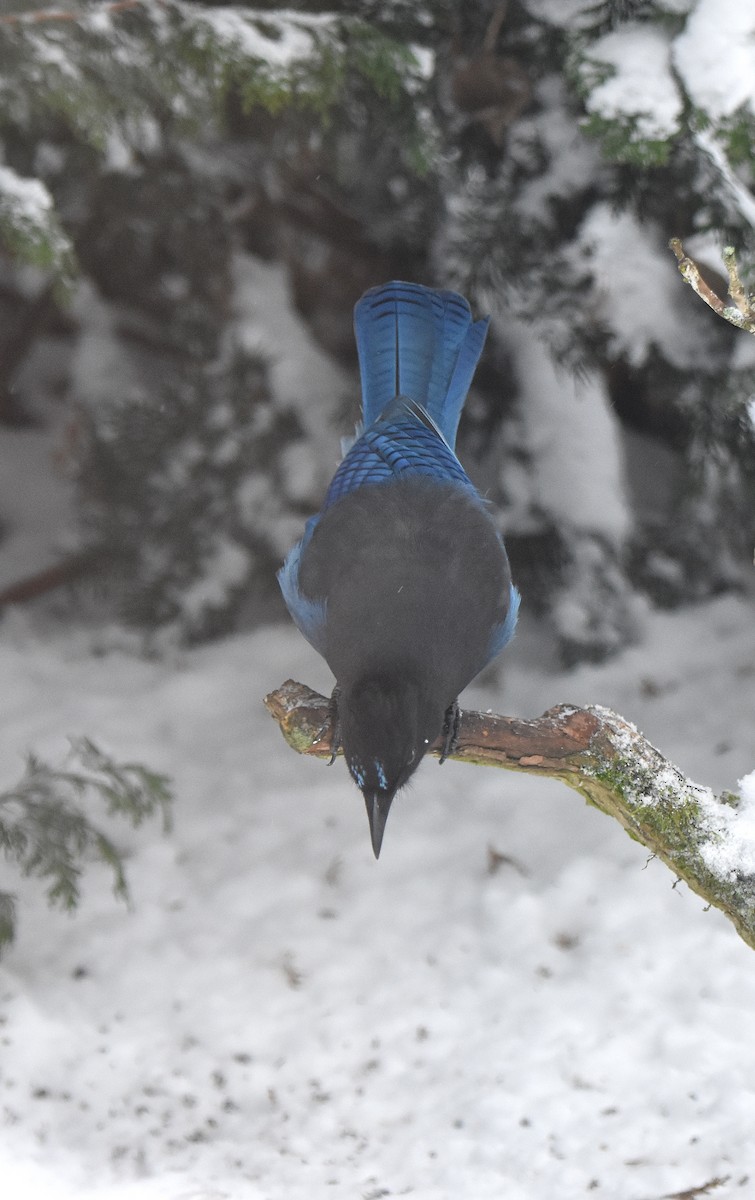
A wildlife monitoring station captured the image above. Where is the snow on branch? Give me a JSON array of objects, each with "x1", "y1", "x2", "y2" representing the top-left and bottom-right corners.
[
  {"x1": 0, "y1": 164, "x2": 76, "y2": 290},
  {"x1": 265, "y1": 680, "x2": 755, "y2": 952},
  {"x1": 670, "y1": 239, "x2": 755, "y2": 335}
]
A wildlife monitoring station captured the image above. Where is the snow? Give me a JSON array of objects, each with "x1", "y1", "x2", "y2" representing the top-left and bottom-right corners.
[
  {"x1": 0, "y1": 316, "x2": 77, "y2": 593},
  {"x1": 673, "y1": 0, "x2": 755, "y2": 121},
  {"x1": 733, "y1": 325, "x2": 755, "y2": 373},
  {"x1": 514, "y1": 80, "x2": 601, "y2": 224},
  {"x1": 0, "y1": 414, "x2": 74, "y2": 592},
  {"x1": 68, "y1": 281, "x2": 141, "y2": 413},
  {"x1": 522, "y1": 0, "x2": 611, "y2": 26},
  {"x1": 582, "y1": 26, "x2": 683, "y2": 144},
  {"x1": 574, "y1": 204, "x2": 721, "y2": 370},
  {"x1": 178, "y1": 537, "x2": 251, "y2": 626},
  {"x1": 182, "y1": 3, "x2": 432, "y2": 91},
  {"x1": 407, "y1": 44, "x2": 435, "y2": 83},
  {"x1": 0, "y1": 163, "x2": 53, "y2": 220},
  {"x1": 694, "y1": 768, "x2": 755, "y2": 883},
  {"x1": 740, "y1": 772, "x2": 755, "y2": 806},
  {"x1": 496, "y1": 315, "x2": 631, "y2": 542},
  {"x1": 699, "y1": 774, "x2": 755, "y2": 881},
  {"x1": 232, "y1": 255, "x2": 350, "y2": 482},
  {"x1": 184, "y1": 6, "x2": 335, "y2": 67},
  {"x1": 693, "y1": 129, "x2": 755, "y2": 233},
  {"x1": 3, "y1": 580, "x2": 755, "y2": 1198},
  {"x1": 23, "y1": 28, "x2": 81, "y2": 80},
  {"x1": 525, "y1": 0, "x2": 695, "y2": 24},
  {"x1": 0, "y1": 163, "x2": 72, "y2": 277}
]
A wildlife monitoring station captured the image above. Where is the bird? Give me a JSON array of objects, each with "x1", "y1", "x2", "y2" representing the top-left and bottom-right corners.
[{"x1": 278, "y1": 281, "x2": 520, "y2": 857}]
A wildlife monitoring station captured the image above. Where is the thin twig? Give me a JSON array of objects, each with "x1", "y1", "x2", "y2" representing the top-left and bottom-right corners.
[
  {"x1": 670, "y1": 239, "x2": 755, "y2": 334},
  {"x1": 0, "y1": 549, "x2": 111, "y2": 607},
  {"x1": 482, "y1": 0, "x2": 509, "y2": 54},
  {"x1": 722, "y1": 245, "x2": 753, "y2": 321}
]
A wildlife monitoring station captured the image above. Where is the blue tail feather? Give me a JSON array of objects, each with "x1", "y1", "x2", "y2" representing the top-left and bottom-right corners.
[
  {"x1": 440, "y1": 313, "x2": 490, "y2": 445},
  {"x1": 354, "y1": 281, "x2": 489, "y2": 448}
]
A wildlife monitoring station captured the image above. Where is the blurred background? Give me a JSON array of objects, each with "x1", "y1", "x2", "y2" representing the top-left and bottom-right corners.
[{"x1": 0, "y1": 0, "x2": 753, "y2": 664}]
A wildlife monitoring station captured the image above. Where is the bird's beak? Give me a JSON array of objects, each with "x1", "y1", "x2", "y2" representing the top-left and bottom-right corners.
[{"x1": 363, "y1": 790, "x2": 394, "y2": 859}]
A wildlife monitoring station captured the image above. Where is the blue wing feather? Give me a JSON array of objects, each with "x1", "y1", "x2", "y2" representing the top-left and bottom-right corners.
[
  {"x1": 277, "y1": 516, "x2": 328, "y2": 652},
  {"x1": 485, "y1": 582, "x2": 521, "y2": 665}
]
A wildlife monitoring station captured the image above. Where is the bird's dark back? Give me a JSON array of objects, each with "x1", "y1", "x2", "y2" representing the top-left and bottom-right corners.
[{"x1": 298, "y1": 476, "x2": 511, "y2": 704}]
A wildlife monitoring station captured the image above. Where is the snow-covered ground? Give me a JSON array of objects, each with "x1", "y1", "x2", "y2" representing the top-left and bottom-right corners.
[{"x1": 1, "y1": 586, "x2": 754, "y2": 1200}]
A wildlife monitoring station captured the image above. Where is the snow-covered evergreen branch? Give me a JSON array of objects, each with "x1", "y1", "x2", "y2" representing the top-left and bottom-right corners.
[
  {"x1": 0, "y1": 164, "x2": 75, "y2": 290},
  {"x1": 0, "y1": 739, "x2": 173, "y2": 951}
]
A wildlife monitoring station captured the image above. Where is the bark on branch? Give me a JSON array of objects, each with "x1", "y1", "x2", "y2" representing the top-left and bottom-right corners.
[
  {"x1": 265, "y1": 680, "x2": 755, "y2": 951},
  {"x1": 670, "y1": 239, "x2": 755, "y2": 334}
]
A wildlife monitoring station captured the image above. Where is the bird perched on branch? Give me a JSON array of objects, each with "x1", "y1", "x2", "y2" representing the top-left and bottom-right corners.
[{"x1": 278, "y1": 281, "x2": 519, "y2": 857}]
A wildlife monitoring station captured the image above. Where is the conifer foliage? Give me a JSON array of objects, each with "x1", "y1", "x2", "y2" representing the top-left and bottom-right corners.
[{"x1": 0, "y1": 737, "x2": 172, "y2": 951}]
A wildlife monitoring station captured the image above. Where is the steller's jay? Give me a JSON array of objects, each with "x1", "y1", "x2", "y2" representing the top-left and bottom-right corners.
[{"x1": 278, "y1": 281, "x2": 520, "y2": 857}]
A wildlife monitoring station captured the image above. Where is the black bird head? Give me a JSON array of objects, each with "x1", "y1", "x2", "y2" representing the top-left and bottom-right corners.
[{"x1": 339, "y1": 673, "x2": 445, "y2": 858}]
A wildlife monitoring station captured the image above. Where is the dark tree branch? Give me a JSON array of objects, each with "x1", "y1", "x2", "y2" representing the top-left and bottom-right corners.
[{"x1": 0, "y1": 549, "x2": 111, "y2": 608}]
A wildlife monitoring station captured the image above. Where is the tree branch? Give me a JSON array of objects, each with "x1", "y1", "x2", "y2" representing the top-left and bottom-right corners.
[
  {"x1": 0, "y1": 548, "x2": 111, "y2": 608},
  {"x1": 0, "y1": 0, "x2": 153, "y2": 27},
  {"x1": 264, "y1": 680, "x2": 755, "y2": 951},
  {"x1": 670, "y1": 239, "x2": 755, "y2": 334}
]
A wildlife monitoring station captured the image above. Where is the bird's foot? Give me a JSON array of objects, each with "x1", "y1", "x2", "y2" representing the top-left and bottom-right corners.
[
  {"x1": 326, "y1": 685, "x2": 342, "y2": 765},
  {"x1": 312, "y1": 685, "x2": 341, "y2": 763},
  {"x1": 439, "y1": 699, "x2": 461, "y2": 765}
]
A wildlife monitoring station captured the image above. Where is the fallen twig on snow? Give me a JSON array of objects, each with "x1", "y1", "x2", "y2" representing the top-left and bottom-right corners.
[{"x1": 265, "y1": 680, "x2": 755, "y2": 952}]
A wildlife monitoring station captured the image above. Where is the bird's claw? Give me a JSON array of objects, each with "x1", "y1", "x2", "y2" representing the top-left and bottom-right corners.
[
  {"x1": 327, "y1": 685, "x2": 342, "y2": 764},
  {"x1": 312, "y1": 685, "x2": 342, "y2": 763},
  {"x1": 439, "y1": 699, "x2": 461, "y2": 764}
]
